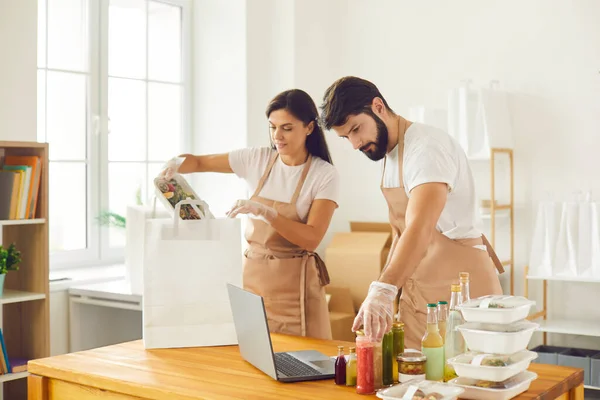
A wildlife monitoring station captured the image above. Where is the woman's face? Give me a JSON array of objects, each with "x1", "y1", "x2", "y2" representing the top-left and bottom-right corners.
[{"x1": 269, "y1": 109, "x2": 313, "y2": 157}]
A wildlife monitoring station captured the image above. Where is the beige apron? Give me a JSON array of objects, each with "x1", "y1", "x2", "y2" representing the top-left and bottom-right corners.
[
  {"x1": 382, "y1": 135, "x2": 504, "y2": 350},
  {"x1": 242, "y1": 153, "x2": 332, "y2": 340}
]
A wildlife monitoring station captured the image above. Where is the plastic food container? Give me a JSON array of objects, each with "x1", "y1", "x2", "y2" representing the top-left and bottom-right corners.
[
  {"x1": 397, "y1": 352, "x2": 427, "y2": 383},
  {"x1": 154, "y1": 174, "x2": 214, "y2": 220},
  {"x1": 457, "y1": 321, "x2": 539, "y2": 355},
  {"x1": 449, "y1": 370, "x2": 537, "y2": 400},
  {"x1": 457, "y1": 295, "x2": 535, "y2": 325},
  {"x1": 448, "y1": 350, "x2": 538, "y2": 381},
  {"x1": 376, "y1": 380, "x2": 464, "y2": 400}
]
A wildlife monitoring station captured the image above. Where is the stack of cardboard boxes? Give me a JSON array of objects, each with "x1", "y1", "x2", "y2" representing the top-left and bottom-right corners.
[{"x1": 325, "y1": 222, "x2": 393, "y2": 341}]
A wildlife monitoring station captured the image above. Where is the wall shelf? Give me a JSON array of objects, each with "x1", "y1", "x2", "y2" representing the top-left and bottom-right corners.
[
  {"x1": 0, "y1": 219, "x2": 46, "y2": 226},
  {"x1": 0, "y1": 372, "x2": 28, "y2": 384},
  {"x1": 0, "y1": 290, "x2": 46, "y2": 305},
  {"x1": 482, "y1": 148, "x2": 515, "y2": 294},
  {"x1": 537, "y1": 319, "x2": 600, "y2": 337},
  {"x1": 0, "y1": 141, "x2": 49, "y2": 400},
  {"x1": 527, "y1": 275, "x2": 600, "y2": 284},
  {"x1": 526, "y1": 267, "x2": 600, "y2": 345}
]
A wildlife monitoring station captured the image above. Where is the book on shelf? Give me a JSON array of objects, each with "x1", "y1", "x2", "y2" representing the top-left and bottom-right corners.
[
  {"x1": 0, "y1": 155, "x2": 42, "y2": 220},
  {"x1": 0, "y1": 329, "x2": 9, "y2": 374},
  {"x1": 0, "y1": 329, "x2": 27, "y2": 375}
]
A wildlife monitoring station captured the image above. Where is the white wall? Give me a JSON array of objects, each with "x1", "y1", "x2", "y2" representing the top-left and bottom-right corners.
[
  {"x1": 291, "y1": 0, "x2": 600, "y2": 349},
  {"x1": 191, "y1": 0, "x2": 248, "y2": 216},
  {"x1": 0, "y1": 0, "x2": 38, "y2": 142}
]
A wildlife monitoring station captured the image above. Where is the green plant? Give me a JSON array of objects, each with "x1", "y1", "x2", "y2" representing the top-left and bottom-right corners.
[
  {"x1": 97, "y1": 211, "x2": 127, "y2": 229},
  {"x1": 0, "y1": 243, "x2": 22, "y2": 275},
  {"x1": 96, "y1": 184, "x2": 146, "y2": 229}
]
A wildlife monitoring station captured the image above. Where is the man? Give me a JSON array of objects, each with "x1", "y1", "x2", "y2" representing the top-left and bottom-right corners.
[{"x1": 320, "y1": 76, "x2": 503, "y2": 349}]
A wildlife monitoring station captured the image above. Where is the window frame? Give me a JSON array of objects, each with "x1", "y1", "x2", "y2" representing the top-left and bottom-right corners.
[{"x1": 38, "y1": 0, "x2": 193, "y2": 270}]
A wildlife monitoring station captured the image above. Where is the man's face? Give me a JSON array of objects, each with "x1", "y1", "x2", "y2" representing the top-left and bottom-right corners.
[{"x1": 332, "y1": 110, "x2": 389, "y2": 161}]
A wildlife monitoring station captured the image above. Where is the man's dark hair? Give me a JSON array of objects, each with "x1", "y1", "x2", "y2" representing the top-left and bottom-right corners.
[{"x1": 320, "y1": 76, "x2": 394, "y2": 130}]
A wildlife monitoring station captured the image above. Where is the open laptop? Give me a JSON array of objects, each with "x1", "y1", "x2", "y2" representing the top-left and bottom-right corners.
[{"x1": 226, "y1": 283, "x2": 335, "y2": 382}]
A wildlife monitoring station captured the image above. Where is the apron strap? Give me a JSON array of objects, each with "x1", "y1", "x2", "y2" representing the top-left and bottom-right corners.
[
  {"x1": 380, "y1": 122, "x2": 407, "y2": 190},
  {"x1": 252, "y1": 151, "x2": 279, "y2": 198},
  {"x1": 290, "y1": 155, "x2": 312, "y2": 205},
  {"x1": 481, "y1": 234, "x2": 505, "y2": 274},
  {"x1": 299, "y1": 255, "x2": 308, "y2": 336},
  {"x1": 380, "y1": 156, "x2": 387, "y2": 188},
  {"x1": 396, "y1": 128, "x2": 406, "y2": 190},
  {"x1": 309, "y1": 252, "x2": 330, "y2": 286}
]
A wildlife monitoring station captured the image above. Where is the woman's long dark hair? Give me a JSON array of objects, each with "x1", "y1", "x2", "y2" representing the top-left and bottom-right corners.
[{"x1": 266, "y1": 89, "x2": 333, "y2": 164}]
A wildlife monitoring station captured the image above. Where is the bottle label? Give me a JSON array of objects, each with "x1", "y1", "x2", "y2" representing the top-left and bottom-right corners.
[
  {"x1": 399, "y1": 373, "x2": 425, "y2": 383},
  {"x1": 421, "y1": 346, "x2": 445, "y2": 381}
]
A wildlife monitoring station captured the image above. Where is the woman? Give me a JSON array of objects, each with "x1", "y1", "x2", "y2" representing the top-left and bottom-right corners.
[{"x1": 162, "y1": 89, "x2": 339, "y2": 340}]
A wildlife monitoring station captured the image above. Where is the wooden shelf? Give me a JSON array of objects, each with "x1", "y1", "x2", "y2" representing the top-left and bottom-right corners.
[
  {"x1": 0, "y1": 372, "x2": 28, "y2": 384},
  {"x1": 0, "y1": 141, "x2": 49, "y2": 400},
  {"x1": 481, "y1": 209, "x2": 510, "y2": 220},
  {"x1": 0, "y1": 290, "x2": 45, "y2": 305},
  {"x1": 0, "y1": 219, "x2": 46, "y2": 226},
  {"x1": 487, "y1": 148, "x2": 515, "y2": 294}
]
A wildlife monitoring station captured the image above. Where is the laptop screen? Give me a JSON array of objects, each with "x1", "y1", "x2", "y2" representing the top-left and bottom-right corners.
[{"x1": 226, "y1": 283, "x2": 279, "y2": 379}]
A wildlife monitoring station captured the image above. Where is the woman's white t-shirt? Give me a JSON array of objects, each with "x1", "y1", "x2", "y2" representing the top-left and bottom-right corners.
[
  {"x1": 229, "y1": 147, "x2": 340, "y2": 222},
  {"x1": 382, "y1": 122, "x2": 484, "y2": 241}
]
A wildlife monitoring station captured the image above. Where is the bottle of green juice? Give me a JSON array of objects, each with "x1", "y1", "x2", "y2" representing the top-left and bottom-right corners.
[{"x1": 421, "y1": 303, "x2": 444, "y2": 381}]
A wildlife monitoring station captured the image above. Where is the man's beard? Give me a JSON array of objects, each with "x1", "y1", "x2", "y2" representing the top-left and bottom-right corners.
[{"x1": 360, "y1": 111, "x2": 389, "y2": 161}]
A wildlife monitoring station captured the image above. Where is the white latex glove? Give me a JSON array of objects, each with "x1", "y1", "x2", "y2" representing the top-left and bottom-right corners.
[
  {"x1": 159, "y1": 156, "x2": 185, "y2": 180},
  {"x1": 226, "y1": 199, "x2": 277, "y2": 222},
  {"x1": 352, "y1": 281, "x2": 398, "y2": 342}
]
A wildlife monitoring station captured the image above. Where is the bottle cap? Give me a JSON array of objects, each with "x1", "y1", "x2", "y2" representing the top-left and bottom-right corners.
[
  {"x1": 393, "y1": 321, "x2": 405, "y2": 329},
  {"x1": 460, "y1": 272, "x2": 470, "y2": 281},
  {"x1": 356, "y1": 329, "x2": 365, "y2": 336},
  {"x1": 451, "y1": 283, "x2": 461, "y2": 292},
  {"x1": 438, "y1": 301, "x2": 448, "y2": 305},
  {"x1": 338, "y1": 345, "x2": 344, "y2": 350},
  {"x1": 427, "y1": 303, "x2": 437, "y2": 308},
  {"x1": 349, "y1": 347, "x2": 356, "y2": 353}
]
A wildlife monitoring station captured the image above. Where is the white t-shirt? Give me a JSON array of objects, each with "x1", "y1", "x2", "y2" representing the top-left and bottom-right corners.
[
  {"x1": 382, "y1": 122, "x2": 484, "y2": 241},
  {"x1": 229, "y1": 147, "x2": 340, "y2": 222}
]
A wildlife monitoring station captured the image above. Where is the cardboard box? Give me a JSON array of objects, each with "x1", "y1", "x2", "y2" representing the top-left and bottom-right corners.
[
  {"x1": 325, "y1": 222, "x2": 393, "y2": 312},
  {"x1": 327, "y1": 286, "x2": 356, "y2": 342}
]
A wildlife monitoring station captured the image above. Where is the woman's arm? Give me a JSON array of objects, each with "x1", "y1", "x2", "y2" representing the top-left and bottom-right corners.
[
  {"x1": 176, "y1": 153, "x2": 234, "y2": 174},
  {"x1": 269, "y1": 199, "x2": 337, "y2": 252}
]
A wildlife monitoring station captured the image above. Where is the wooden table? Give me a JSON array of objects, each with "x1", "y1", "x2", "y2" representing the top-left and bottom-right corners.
[{"x1": 27, "y1": 334, "x2": 584, "y2": 400}]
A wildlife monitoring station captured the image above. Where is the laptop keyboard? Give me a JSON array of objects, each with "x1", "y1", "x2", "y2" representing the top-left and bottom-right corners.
[{"x1": 274, "y1": 353, "x2": 322, "y2": 377}]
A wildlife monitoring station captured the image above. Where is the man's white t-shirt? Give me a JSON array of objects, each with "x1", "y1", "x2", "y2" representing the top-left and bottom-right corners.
[
  {"x1": 229, "y1": 147, "x2": 340, "y2": 222},
  {"x1": 382, "y1": 122, "x2": 484, "y2": 241}
]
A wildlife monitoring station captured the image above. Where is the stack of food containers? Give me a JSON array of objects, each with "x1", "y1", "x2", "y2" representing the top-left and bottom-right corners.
[{"x1": 447, "y1": 295, "x2": 540, "y2": 400}]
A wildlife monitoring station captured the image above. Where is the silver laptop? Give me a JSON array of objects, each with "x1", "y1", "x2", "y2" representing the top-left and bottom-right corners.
[{"x1": 226, "y1": 283, "x2": 335, "y2": 382}]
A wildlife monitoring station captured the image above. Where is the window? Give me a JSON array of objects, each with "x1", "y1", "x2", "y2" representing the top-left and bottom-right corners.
[{"x1": 37, "y1": 0, "x2": 192, "y2": 268}]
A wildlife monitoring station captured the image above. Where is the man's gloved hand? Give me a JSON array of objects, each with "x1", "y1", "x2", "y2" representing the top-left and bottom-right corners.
[
  {"x1": 352, "y1": 281, "x2": 398, "y2": 342},
  {"x1": 226, "y1": 199, "x2": 278, "y2": 223}
]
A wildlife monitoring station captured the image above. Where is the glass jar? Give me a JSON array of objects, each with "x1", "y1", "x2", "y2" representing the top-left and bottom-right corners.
[
  {"x1": 355, "y1": 330, "x2": 375, "y2": 395},
  {"x1": 382, "y1": 330, "x2": 394, "y2": 386},
  {"x1": 346, "y1": 347, "x2": 357, "y2": 386},
  {"x1": 392, "y1": 322, "x2": 404, "y2": 383},
  {"x1": 397, "y1": 351, "x2": 427, "y2": 383},
  {"x1": 373, "y1": 340, "x2": 383, "y2": 390}
]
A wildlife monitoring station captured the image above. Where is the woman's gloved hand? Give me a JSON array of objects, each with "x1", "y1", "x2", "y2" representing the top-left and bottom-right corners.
[
  {"x1": 352, "y1": 281, "x2": 398, "y2": 342},
  {"x1": 159, "y1": 156, "x2": 186, "y2": 180},
  {"x1": 226, "y1": 200, "x2": 277, "y2": 223}
]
